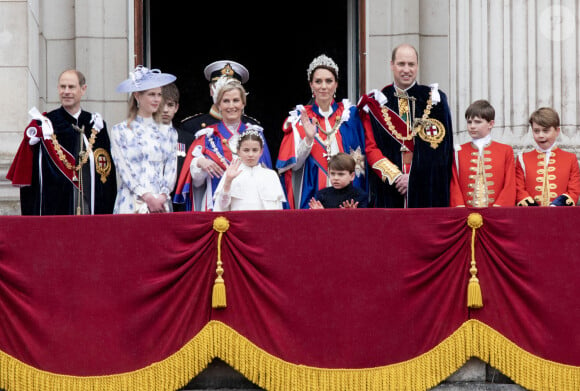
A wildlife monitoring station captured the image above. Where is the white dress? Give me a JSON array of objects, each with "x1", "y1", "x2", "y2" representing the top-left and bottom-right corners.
[
  {"x1": 213, "y1": 163, "x2": 286, "y2": 211},
  {"x1": 110, "y1": 116, "x2": 177, "y2": 213}
]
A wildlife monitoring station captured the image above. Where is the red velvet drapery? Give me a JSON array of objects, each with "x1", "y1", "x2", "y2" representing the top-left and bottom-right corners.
[{"x1": 0, "y1": 208, "x2": 578, "y2": 390}]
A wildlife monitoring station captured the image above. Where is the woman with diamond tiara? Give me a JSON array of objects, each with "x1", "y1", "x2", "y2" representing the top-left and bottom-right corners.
[
  {"x1": 173, "y1": 76, "x2": 273, "y2": 211},
  {"x1": 213, "y1": 130, "x2": 286, "y2": 211},
  {"x1": 277, "y1": 54, "x2": 368, "y2": 209}
]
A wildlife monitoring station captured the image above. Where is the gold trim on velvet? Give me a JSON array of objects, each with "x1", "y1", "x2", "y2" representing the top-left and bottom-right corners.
[
  {"x1": 0, "y1": 320, "x2": 578, "y2": 391},
  {"x1": 0, "y1": 324, "x2": 214, "y2": 391}
]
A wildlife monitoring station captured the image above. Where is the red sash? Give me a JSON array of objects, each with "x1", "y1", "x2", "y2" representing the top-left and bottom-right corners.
[
  {"x1": 358, "y1": 94, "x2": 414, "y2": 153},
  {"x1": 7, "y1": 119, "x2": 81, "y2": 188}
]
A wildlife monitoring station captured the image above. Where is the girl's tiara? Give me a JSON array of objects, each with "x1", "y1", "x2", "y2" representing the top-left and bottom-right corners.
[{"x1": 237, "y1": 125, "x2": 265, "y2": 149}]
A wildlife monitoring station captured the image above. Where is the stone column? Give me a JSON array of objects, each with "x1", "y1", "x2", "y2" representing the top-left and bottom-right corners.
[
  {"x1": 72, "y1": 0, "x2": 129, "y2": 125},
  {"x1": 0, "y1": 0, "x2": 131, "y2": 214},
  {"x1": 450, "y1": 0, "x2": 580, "y2": 154},
  {"x1": 365, "y1": 0, "x2": 451, "y2": 97},
  {"x1": 0, "y1": 0, "x2": 41, "y2": 155},
  {"x1": 0, "y1": 0, "x2": 41, "y2": 212}
]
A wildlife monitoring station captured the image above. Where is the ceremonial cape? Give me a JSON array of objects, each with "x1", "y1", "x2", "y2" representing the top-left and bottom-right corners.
[
  {"x1": 173, "y1": 121, "x2": 272, "y2": 211},
  {"x1": 7, "y1": 106, "x2": 116, "y2": 215},
  {"x1": 358, "y1": 84, "x2": 453, "y2": 208},
  {"x1": 276, "y1": 100, "x2": 367, "y2": 209}
]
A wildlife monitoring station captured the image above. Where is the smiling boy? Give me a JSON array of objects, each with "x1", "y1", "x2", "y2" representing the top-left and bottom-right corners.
[
  {"x1": 449, "y1": 100, "x2": 516, "y2": 207},
  {"x1": 515, "y1": 107, "x2": 580, "y2": 206}
]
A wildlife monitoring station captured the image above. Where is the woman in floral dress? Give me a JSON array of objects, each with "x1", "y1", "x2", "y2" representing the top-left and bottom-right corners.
[{"x1": 110, "y1": 66, "x2": 178, "y2": 213}]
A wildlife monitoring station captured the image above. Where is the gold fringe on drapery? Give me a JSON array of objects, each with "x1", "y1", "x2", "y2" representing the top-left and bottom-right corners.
[
  {"x1": 0, "y1": 323, "x2": 214, "y2": 391},
  {"x1": 0, "y1": 320, "x2": 578, "y2": 391}
]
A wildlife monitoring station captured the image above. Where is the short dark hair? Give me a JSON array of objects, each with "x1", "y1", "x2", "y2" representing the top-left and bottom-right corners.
[
  {"x1": 465, "y1": 99, "x2": 495, "y2": 122},
  {"x1": 529, "y1": 107, "x2": 560, "y2": 128},
  {"x1": 328, "y1": 153, "x2": 355, "y2": 173},
  {"x1": 162, "y1": 83, "x2": 180, "y2": 103}
]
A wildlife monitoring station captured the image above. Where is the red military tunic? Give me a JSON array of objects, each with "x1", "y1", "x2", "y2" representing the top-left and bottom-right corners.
[
  {"x1": 450, "y1": 141, "x2": 516, "y2": 207},
  {"x1": 515, "y1": 147, "x2": 580, "y2": 206}
]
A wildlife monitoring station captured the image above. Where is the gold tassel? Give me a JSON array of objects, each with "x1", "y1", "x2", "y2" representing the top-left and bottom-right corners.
[
  {"x1": 467, "y1": 213, "x2": 483, "y2": 309},
  {"x1": 212, "y1": 216, "x2": 230, "y2": 309}
]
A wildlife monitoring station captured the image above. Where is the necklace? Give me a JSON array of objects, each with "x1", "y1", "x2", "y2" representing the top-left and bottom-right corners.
[
  {"x1": 311, "y1": 115, "x2": 344, "y2": 165},
  {"x1": 313, "y1": 116, "x2": 343, "y2": 137}
]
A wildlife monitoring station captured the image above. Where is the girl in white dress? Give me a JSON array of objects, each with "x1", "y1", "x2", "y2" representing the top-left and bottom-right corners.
[
  {"x1": 213, "y1": 130, "x2": 286, "y2": 211},
  {"x1": 111, "y1": 66, "x2": 178, "y2": 213}
]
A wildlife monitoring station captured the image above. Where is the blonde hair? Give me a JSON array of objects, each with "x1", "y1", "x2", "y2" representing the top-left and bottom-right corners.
[
  {"x1": 127, "y1": 90, "x2": 162, "y2": 125},
  {"x1": 215, "y1": 79, "x2": 247, "y2": 107}
]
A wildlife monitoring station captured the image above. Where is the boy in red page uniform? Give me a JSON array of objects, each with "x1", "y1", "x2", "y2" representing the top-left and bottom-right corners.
[
  {"x1": 516, "y1": 107, "x2": 580, "y2": 206},
  {"x1": 450, "y1": 100, "x2": 516, "y2": 207}
]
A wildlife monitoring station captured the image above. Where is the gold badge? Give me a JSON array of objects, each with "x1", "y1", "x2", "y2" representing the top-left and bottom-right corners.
[
  {"x1": 93, "y1": 148, "x2": 112, "y2": 183},
  {"x1": 221, "y1": 64, "x2": 234, "y2": 78},
  {"x1": 415, "y1": 118, "x2": 446, "y2": 149}
]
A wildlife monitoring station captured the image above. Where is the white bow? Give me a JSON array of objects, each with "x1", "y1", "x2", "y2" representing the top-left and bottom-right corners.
[
  {"x1": 429, "y1": 83, "x2": 441, "y2": 105},
  {"x1": 129, "y1": 65, "x2": 160, "y2": 88},
  {"x1": 91, "y1": 112, "x2": 104, "y2": 131},
  {"x1": 26, "y1": 127, "x2": 40, "y2": 145},
  {"x1": 28, "y1": 107, "x2": 54, "y2": 141}
]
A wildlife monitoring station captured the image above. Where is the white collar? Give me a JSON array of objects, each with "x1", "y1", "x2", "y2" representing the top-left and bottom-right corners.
[
  {"x1": 319, "y1": 108, "x2": 332, "y2": 118},
  {"x1": 471, "y1": 134, "x2": 492, "y2": 154},
  {"x1": 536, "y1": 142, "x2": 557, "y2": 154},
  {"x1": 65, "y1": 108, "x2": 82, "y2": 120}
]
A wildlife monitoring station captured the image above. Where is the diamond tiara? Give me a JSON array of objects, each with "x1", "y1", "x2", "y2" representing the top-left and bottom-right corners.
[
  {"x1": 237, "y1": 126, "x2": 265, "y2": 148},
  {"x1": 306, "y1": 54, "x2": 339, "y2": 80}
]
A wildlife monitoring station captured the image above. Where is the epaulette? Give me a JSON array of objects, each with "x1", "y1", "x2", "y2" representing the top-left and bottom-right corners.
[
  {"x1": 180, "y1": 113, "x2": 205, "y2": 124},
  {"x1": 242, "y1": 114, "x2": 261, "y2": 125}
]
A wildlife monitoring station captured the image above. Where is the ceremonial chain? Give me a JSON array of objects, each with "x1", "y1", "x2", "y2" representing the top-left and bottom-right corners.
[
  {"x1": 50, "y1": 128, "x2": 98, "y2": 171},
  {"x1": 310, "y1": 116, "x2": 344, "y2": 164},
  {"x1": 313, "y1": 116, "x2": 343, "y2": 137},
  {"x1": 207, "y1": 135, "x2": 230, "y2": 167},
  {"x1": 381, "y1": 91, "x2": 433, "y2": 142}
]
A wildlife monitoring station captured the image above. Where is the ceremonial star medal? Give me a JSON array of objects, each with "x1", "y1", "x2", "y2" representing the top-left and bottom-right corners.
[
  {"x1": 349, "y1": 146, "x2": 366, "y2": 177},
  {"x1": 415, "y1": 118, "x2": 445, "y2": 149},
  {"x1": 93, "y1": 148, "x2": 112, "y2": 183}
]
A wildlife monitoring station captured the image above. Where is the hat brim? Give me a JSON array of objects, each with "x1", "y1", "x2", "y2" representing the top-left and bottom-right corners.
[
  {"x1": 116, "y1": 74, "x2": 176, "y2": 93},
  {"x1": 204, "y1": 60, "x2": 249, "y2": 84}
]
